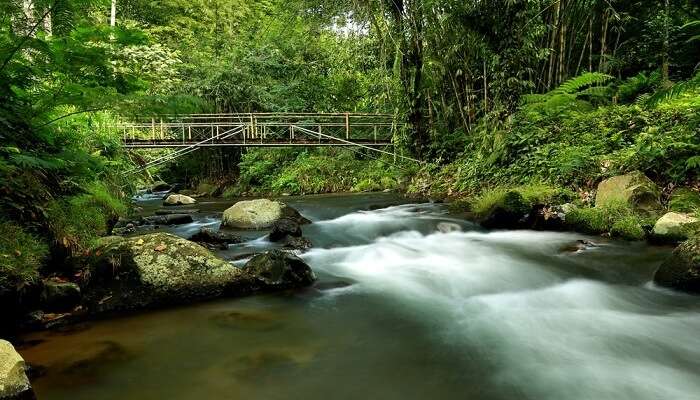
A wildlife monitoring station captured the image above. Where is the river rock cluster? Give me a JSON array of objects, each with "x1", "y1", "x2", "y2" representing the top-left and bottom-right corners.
[{"x1": 5, "y1": 198, "x2": 317, "y2": 335}]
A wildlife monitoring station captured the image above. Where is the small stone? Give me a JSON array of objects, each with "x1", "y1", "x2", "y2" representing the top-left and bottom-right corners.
[
  {"x1": 269, "y1": 218, "x2": 302, "y2": 242},
  {"x1": 163, "y1": 194, "x2": 197, "y2": 206},
  {"x1": 436, "y1": 222, "x2": 461, "y2": 233},
  {"x1": 244, "y1": 250, "x2": 315, "y2": 290}
]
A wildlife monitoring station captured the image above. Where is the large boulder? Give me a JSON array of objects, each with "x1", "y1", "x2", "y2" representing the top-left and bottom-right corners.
[
  {"x1": 595, "y1": 171, "x2": 661, "y2": 213},
  {"x1": 654, "y1": 236, "x2": 700, "y2": 294},
  {"x1": 652, "y1": 212, "x2": 700, "y2": 243},
  {"x1": 81, "y1": 233, "x2": 247, "y2": 313},
  {"x1": 243, "y1": 250, "x2": 315, "y2": 290},
  {"x1": 0, "y1": 340, "x2": 35, "y2": 400},
  {"x1": 163, "y1": 194, "x2": 196, "y2": 206},
  {"x1": 221, "y1": 199, "x2": 310, "y2": 229}
]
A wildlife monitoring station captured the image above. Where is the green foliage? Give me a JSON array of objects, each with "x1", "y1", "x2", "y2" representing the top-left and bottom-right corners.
[
  {"x1": 521, "y1": 73, "x2": 614, "y2": 116},
  {"x1": 669, "y1": 188, "x2": 700, "y2": 213},
  {"x1": 226, "y1": 149, "x2": 410, "y2": 196},
  {"x1": 416, "y1": 100, "x2": 700, "y2": 197},
  {"x1": 616, "y1": 71, "x2": 661, "y2": 103},
  {"x1": 46, "y1": 181, "x2": 127, "y2": 254},
  {"x1": 0, "y1": 221, "x2": 48, "y2": 291},
  {"x1": 646, "y1": 72, "x2": 700, "y2": 106}
]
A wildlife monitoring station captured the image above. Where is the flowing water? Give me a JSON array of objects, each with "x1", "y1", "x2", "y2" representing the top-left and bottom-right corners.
[{"x1": 18, "y1": 193, "x2": 700, "y2": 400}]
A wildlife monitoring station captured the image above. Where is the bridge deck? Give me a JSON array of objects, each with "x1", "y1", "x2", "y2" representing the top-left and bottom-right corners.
[{"x1": 118, "y1": 113, "x2": 395, "y2": 149}]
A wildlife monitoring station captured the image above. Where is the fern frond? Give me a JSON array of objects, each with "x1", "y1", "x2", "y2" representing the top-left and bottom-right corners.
[
  {"x1": 553, "y1": 72, "x2": 613, "y2": 95},
  {"x1": 578, "y1": 86, "x2": 614, "y2": 98},
  {"x1": 646, "y1": 73, "x2": 700, "y2": 106}
]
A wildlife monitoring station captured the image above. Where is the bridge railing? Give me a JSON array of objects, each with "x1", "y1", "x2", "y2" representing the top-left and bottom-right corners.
[{"x1": 116, "y1": 113, "x2": 395, "y2": 146}]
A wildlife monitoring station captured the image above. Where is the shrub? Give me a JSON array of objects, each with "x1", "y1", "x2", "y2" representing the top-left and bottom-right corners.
[{"x1": 0, "y1": 221, "x2": 48, "y2": 291}]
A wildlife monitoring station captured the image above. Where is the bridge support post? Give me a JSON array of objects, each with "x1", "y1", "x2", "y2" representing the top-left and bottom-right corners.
[{"x1": 345, "y1": 112, "x2": 349, "y2": 139}]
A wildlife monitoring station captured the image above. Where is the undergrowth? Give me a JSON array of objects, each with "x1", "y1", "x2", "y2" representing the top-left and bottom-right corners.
[
  {"x1": 0, "y1": 221, "x2": 48, "y2": 291},
  {"x1": 224, "y1": 149, "x2": 414, "y2": 196}
]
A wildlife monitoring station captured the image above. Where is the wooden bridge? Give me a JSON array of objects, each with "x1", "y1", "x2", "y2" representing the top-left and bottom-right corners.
[{"x1": 118, "y1": 113, "x2": 395, "y2": 148}]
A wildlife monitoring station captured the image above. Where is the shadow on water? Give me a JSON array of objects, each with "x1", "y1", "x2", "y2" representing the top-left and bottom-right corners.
[{"x1": 18, "y1": 193, "x2": 700, "y2": 400}]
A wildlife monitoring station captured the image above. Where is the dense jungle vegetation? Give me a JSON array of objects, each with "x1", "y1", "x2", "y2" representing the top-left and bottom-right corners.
[{"x1": 1, "y1": 0, "x2": 699, "y2": 295}]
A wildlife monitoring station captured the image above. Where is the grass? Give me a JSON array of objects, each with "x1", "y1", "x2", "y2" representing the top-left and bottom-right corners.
[{"x1": 0, "y1": 221, "x2": 48, "y2": 291}]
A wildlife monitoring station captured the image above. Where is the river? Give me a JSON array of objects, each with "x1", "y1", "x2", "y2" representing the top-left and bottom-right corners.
[{"x1": 18, "y1": 193, "x2": 700, "y2": 400}]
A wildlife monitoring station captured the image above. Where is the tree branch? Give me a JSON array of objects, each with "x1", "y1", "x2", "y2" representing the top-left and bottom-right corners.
[{"x1": 35, "y1": 108, "x2": 109, "y2": 128}]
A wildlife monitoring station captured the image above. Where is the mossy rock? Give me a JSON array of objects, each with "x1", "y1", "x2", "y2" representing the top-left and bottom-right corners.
[
  {"x1": 652, "y1": 212, "x2": 700, "y2": 243},
  {"x1": 654, "y1": 235, "x2": 700, "y2": 294},
  {"x1": 478, "y1": 190, "x2": 529, "y2": 229},
  {"x1": 668, "y1": 188, "x2": 700, "y2": 213},
  {"x1": 81, "y1": 233, "x2": 249, "y2": 314},
  {"x1": 595, "y1": 171, "x2": 661, "y2": 214}
]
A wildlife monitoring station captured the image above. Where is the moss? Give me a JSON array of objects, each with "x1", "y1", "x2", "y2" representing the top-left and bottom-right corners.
[
  {"x1": 0, "y1": 221, "x2": 48, "y2": 291},
  {"x1": 668, "y1": 188, "x2": 700, "y2": 214},
  {"x1": 472, "y1": 184, "x2": 572, "y2": 217},
  {"x1": 610, "y1": 216, "x2": 646, "y2": 240},
  {"x1": 565, "y1": 200, "x2": 650, "y2": 240}
]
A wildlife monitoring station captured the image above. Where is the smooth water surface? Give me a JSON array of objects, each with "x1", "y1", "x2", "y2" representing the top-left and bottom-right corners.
[{"x1": 18, "y1": 193, "x2": 700, "y2": 400}]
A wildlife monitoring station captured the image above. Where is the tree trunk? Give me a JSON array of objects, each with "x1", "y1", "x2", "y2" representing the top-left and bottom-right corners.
[
  {"x1": 557, "y1": 0, "x2": 567, "y2": 85},
  {"x1": 662, "y1": 0, "x2": 670, "y2": 83},
  {"x1": 599, "y1": 9, "x2": 609, "y2": 72},
  {"x1": 547, "y1": 1, "x2": 561, "y2": 89},
  {"x1": 110, "y1": 0, "x2": 117, "y2": 27},
  {"x1": 23, "y1": 0, "x2": 34, "y2": 36}
]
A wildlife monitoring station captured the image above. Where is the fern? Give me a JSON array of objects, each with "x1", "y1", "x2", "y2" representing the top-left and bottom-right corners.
[
  {"x1": 646, "y1": 73, "x2": 700, "y2": 106},
  {"x1": 552, "y1": 72, "x2": 614, "y2": 95},
  {"x1": 682, "y1": 20, "x2": 700, "y2": 43},
  {"x1": 520, "y1": 72, "x2": 613, "y2": 115}
]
